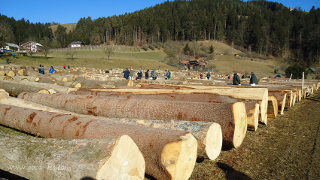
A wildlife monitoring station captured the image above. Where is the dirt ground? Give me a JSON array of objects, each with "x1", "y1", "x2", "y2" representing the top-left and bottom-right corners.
[{"x1": 190, "y1": 91, "x2": 320, "y2": 180}]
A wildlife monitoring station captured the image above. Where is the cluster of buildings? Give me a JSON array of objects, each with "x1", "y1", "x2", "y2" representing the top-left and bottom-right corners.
[
  {"x1": 0, "y1": 41, "x2": 43, "y2": 54},
  {"x1": 1, "y1": 41, "x2": 84, "y2": 54}
]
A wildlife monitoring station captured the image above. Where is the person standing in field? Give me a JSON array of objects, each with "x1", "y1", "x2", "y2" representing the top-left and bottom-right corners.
[
  {"x1": 129, "y1": 68, "x2": 134, "y2": 80},
  {"x1": 136, "y1": 69, "x2": 143, "y2": 80},
  {"x1": 151, "y1": 70, "x2": 158, "y2": 80},
  {"x1": 49, "y1": 66, "x2": 57, "y2": 74},
  {"x1": 232, "y1": 72, "x2": 241, "y2": 85},
  {"x1": 145, "y1": 69, "x2": 150, "y2": 79},
  {"x1": 250, "y1": 72, "x2": 258, "y2": 86},
  {"x1": 123, "y1": 68, "x2": 130, "y2": 80},
  {"x1": 167, "y1": 70, "x2": 171, "y2": 79},
  {"x1": 206, "y1": 72, "x2": 211, "y2": 80}
]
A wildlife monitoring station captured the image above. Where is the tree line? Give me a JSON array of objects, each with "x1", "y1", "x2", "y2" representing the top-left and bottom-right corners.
[{"x1": 0, "y1": 0, "x2": 319, "y2": 65}]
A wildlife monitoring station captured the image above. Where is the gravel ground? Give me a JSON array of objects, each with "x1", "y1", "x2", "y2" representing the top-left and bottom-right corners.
[{"x1": 191, "y1": 91, "x2": 320, "y2": 180}]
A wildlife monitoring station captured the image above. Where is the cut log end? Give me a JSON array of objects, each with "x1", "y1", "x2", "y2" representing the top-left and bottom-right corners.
[
  {"x1": 247, "y1": 103, "x2": 259, "y2": 131},
  {"x1": 280, "y1": 93, "x2": 287, "y2": 115},
  {"x1": 205, "y1": 123, "x2": 222, "y2": 160},
  {"x1": 96, "y1": 135, "x2": 145, "y2": 180},
  {"x1": 161, "y1": 133, "x2": 197, "y2": 180},
  {"x1": 37, "y1": 89, "x2": 50, "y2": 94},
  {"x1": 232, "y1": 102, "x2": 247, "y2": 148}
]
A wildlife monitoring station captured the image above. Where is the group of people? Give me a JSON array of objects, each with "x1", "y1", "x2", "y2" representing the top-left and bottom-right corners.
[
  {"x1": 200, "y1": 72, "x2": 211, "y2": 80},
  {"x1": 63, "y1": 65, "x2": 71, "y2": 70},
  {"x1": 38, "y1": 65, "x2": 58, "y2": 74},
  {"x1": 123, "y1": 68, "x2": 171, "y2": 80},
  {"x1": 232, "y1": 72, "x2": 258, "y2": 86}
]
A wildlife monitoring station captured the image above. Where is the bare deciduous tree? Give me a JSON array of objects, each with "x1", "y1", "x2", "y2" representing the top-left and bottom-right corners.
[
  {"x1": 104, "y1": 46, "x2": 114, "y2": 60},
  {"x1": 65, "y1": 48, "x2": 76, "y2": 60}
]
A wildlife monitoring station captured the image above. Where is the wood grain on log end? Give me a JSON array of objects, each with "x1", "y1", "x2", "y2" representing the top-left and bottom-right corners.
[
  {"x1": 161, "y1": 133, "x2": 197, "y2": 180},
  {"x1": 96, "y1": 135, "x2": 145, "y2": 180},
  {"x1": 247, "y1": 103, "x2": 259, "y2": 131},
  {"x1": 37, "y1": 89, "x2": 50, "y2": 94},
  {"x1": 232, "y1": 102, "x2": 247, "y2": 148},
  {"x1": 205, "y1": 123, "x2": 222, "y2": 160}
]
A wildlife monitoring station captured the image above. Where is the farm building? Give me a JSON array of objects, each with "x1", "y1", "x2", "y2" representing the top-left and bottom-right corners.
[
  {"x1": 3, "y1": 43, "x2": 20, "y2": 51},
  {"x1": 70, "y1": 41, "x2": 83, "y2": 48},
  {"x1": 180, "y1": 59, "x2": 207, "y2": 70},
  {"x1": 21, "y1": 41, "x2": 43, "y2": 52}
]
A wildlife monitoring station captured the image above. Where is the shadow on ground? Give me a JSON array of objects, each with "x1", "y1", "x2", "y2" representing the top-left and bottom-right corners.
[{"x1": 217, "y1": 162, "x2": 252, "y2": 180}]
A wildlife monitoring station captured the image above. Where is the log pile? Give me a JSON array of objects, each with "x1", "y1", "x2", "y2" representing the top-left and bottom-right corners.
[
  {"x1": 0, "y1": 64, "x2": 319, "y2": 179},
  {"x1": 18, "y1": 92, "x2": 247, "y2": 148},
  {"x1": 0, "y1": 130, "x2": 145, "y2": 180}
]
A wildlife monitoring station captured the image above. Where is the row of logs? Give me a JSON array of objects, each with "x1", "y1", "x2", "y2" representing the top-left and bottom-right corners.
[{"x1": 0, "y1": 77, "x2": 318, "y2": 180}]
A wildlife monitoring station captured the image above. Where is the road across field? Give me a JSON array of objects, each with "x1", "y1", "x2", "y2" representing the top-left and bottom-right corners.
[{"x1": 191, "y1": 91, "x2": 320, "y2": 179}]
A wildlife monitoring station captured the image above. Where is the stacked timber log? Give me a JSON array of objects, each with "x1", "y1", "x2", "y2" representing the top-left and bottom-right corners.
[
  {"x1": 18, "y1": 92, "x2": 247, "y2": 148},
  {"x1": 0, "y1": 103, "x2": 197, "y2": 180},
  {"x1": 0, "y1": 91, "x2": 223, "y2": 161},
  {"x1": 0, "y1": 130, "x2": 145, "y2": 180},
  {"x1": 0, "y1": 79, "x2": 76, "y2": 96},
  {"x1": 72, "y1": 91, "x2": 260, "y2": 131},
  {"x1": 73, "y1": 87, "x2": 269, "y2": 124}
]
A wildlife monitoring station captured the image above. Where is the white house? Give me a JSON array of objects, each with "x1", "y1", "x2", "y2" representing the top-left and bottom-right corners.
[
  {"x1": 21, "y1": 41, "x2": 43, "y2": 52},
  {"x1": 5, "y1": 43, "x2": 20, "y2": 51},
  {"x1": 70, "y1": 41, "x2": 83, "y2": 48}
]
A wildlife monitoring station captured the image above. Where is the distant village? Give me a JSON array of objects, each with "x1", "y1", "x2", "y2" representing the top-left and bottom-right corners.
[{"x1": 0, "y1": 41, "x2": 84, "y2": 55}]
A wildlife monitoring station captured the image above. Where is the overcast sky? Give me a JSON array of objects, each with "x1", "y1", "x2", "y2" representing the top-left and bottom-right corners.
[{"x1": 0, "y1": 0, "x2": 319, "y2": 24}]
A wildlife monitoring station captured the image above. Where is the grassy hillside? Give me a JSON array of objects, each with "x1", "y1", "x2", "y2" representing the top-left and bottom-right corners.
[
  {"x1": 1, "y1": 48, "x2": 173, "y2": 71},
  {"x1": 50, "y1": 23, "x2": 77, "y2": 33},
  {"x1": 0, "y1": 41, "x2": 289, "y2": 77}
]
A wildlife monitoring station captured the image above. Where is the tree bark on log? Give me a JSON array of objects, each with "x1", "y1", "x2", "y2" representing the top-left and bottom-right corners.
[
  {"x1": 72, "y1": 91, "x2": 259, "y2": 131},
  {"x1": 109, "y1": 119, "x2": 222, "y2": 160},
  {"x1": 0, "y1": 79, "x2": 76, "y2": 97},
  {"x1": 0, "y1": 90, "x2": 221, "y2": 161},
  {"x1": 0, "y1": 104, "x2": 197, "y2": 180},
  {"x1": 0, "y1": 131, "x2": 145, "y2": 180},
  {"x1": 80, "y1": 87, "x2": 268, "y2": 124},
  {"x1": 19, "y1": 92, "x2": 247, "y2": 148}
]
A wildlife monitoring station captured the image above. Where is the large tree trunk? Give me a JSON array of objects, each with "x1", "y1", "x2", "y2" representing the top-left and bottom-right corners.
[
  {"x1": 110, "y1": 119, "x2": 222, "y2": 160},
  {"x1": 0, "y1": 90, "x2": 221, "y2": 161},
  {"x1": 72, "y1": 91, "x2": 260, "y2": 131},
  {"x1": 0, "y1": 130, "x2": 145, "y2": 180},
  {"x1": 0, "y1": 79, "x2": 76, "y2": 96},
  {"x1": 0, "y1": 104, "x2": 197, "y2": 180},
  {"x1": 77, "y1": 87, "x2": 268, "y2": 124},
  {"x1": 19, "y1": 92, "x2": 247, "y2": 148}
]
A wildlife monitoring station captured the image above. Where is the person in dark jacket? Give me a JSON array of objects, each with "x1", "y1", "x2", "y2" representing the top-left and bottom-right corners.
[
  {"x1": 123, "y1": 68, "x2": 130, "y2": 80},
  {"x1": 136, "y1": 69, "x2": 143, "y2": 80},
  {"x1": 206, "y1": 72, "x2": 211, "y2": 80},
  {"x1": 145, "y1": 69, "x2": 149, "y2": 79},
  {"x1": 250, "y1": 72, "x2": 258, "y2": 85},
  {"x1": 232, "y1": 72, "x2": 241, "y2": 85}
]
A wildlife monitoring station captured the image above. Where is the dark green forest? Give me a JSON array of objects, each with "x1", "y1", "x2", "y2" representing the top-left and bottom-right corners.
[{"x1": 0, "y1": 0, "x2": 319, "y2": 65}]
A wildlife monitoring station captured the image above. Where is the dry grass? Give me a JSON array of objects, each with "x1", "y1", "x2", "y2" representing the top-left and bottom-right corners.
[
  {"x1": 207, "y1": 55, "x2": 287, "y2": 77},
  {"x1": 1, "y1": 41, "x2": 289, "y2": 74},
  {"x1": 0, "y1": 49, "x2": 174, "y2": 71},
  {"x1": 50, "y1": 23, "x2": 77, "y2": 33}
]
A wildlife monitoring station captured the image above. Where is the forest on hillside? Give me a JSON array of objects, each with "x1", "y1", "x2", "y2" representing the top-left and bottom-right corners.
[{"x1": 0, "y1": 0, "x2": 319, "y2": 66}]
